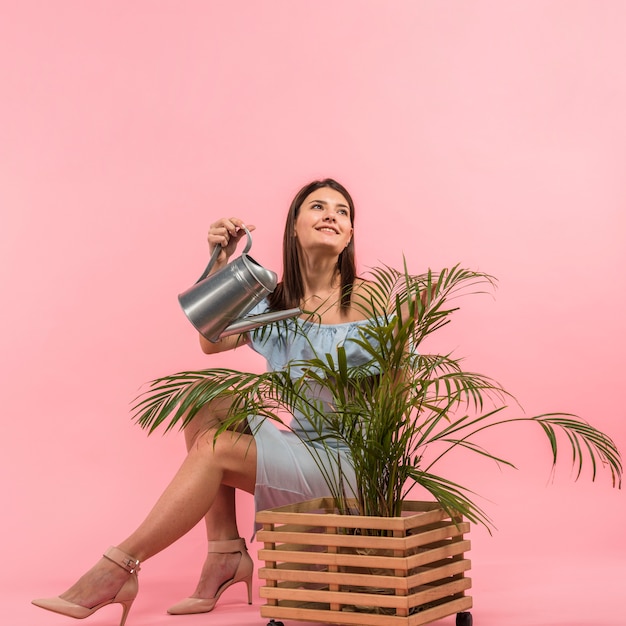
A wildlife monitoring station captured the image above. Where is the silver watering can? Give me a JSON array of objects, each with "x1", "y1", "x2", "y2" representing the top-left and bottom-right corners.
[{"x1": 178, "y1": 227, "x2": 301, "y2": 342}]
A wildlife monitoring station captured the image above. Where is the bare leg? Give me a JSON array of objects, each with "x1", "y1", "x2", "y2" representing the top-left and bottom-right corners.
[
  {"x1": 170, "y1": 421, "x2": 250, "y2": 602},
  {"x1": 184, "y1": 400, "x2": 244, "y2": 542},
  {"x1": 56, "y1": 424, "x2": 257, "y2": 609},
  {"x1": 178, "y1": 402, "x2": 249, "y2": 600},
  {"x1": 173, "y1": 484, "x2": 244, "y2": 600}
]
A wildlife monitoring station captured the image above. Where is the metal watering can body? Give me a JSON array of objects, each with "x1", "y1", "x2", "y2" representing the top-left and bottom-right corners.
[{"x1": 178, "y1": 227, "x2": 301, "y2": 342}]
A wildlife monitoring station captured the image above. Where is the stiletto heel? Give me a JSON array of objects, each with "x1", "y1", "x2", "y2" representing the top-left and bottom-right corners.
[
  {"x1": 32, "y1": 546, "x2": 141, "y2": 626},
  {"x1": 117, "y1": 600, "x2": 133, "y2": 626},
  {"x1": 167, "y1": 537, "x2": 253, "y2": 615}
]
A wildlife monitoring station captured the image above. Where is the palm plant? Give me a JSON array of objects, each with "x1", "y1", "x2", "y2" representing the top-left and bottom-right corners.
[{"x1": 132, "y1": 264, "x2": 622, "y2": 530}]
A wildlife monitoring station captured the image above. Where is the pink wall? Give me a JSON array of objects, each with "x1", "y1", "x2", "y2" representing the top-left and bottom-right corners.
[{"x1": 2, "y1": 2, "x2": 624, "y2": 625}]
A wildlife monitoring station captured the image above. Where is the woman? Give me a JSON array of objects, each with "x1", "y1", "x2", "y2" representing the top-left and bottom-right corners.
[{"x1": 32, "y1": 178, "x2": 377, "y2": 625}]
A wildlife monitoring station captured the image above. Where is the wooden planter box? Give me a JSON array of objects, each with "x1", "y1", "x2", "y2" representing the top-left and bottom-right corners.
[{"x1": 256, "y1": 497, "x2": 472, "y2": 626}]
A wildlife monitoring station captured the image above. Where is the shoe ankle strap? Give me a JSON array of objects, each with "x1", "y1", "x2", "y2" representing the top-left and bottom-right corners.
[
  {"x1": 206, "y1": 538, "x2": 246, "y2": 554},
  {"x1": 103, "y1": 546, "x2": 141, "y2": 574}
]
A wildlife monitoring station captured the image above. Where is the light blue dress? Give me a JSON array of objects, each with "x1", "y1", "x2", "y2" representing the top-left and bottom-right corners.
[{"x1": 246, "y1": 300, "x2": 380, "y2": 528}]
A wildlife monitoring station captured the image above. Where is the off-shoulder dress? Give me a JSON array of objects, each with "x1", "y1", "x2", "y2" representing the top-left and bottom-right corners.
[{"x1": 246, "y1": 300, "x2": 381, "y2": 527}]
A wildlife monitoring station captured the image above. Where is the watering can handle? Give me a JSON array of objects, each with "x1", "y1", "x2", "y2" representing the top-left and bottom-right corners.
[{"x1": 194, "y1": 226, "x2": 253, "y2": 284}]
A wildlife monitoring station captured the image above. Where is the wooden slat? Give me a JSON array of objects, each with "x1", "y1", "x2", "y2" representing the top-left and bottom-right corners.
[
  {"x1": 406, "y1": 559, "x2": 471, "y2": 588},
  {"x1": 407, "y1": 596, "x2": 473, "y2": 626},
  {"x1": 407, "y1": 539, "x2": 471, "y2": 568},
  {"x1": 260, "y1": 566, "x2": 409, "y2": 591},
  {"x1": 256, "y1": 522, "x2": 469, "y2": 555},
  {"x1": 258, "y1": 539, "x2": 470, "y2": 573},
  {"x1": 261, "y1": 585, "x2": 411, "y2": 610},
  {"x1": 259, "y1": 596, "x2": 473, "y2": 626},
  {"x1": 407, "y1": 578, "x2": 472, "y2": 608},
  {"x1": 259, "y1": 558, "x2": 470, "y2": 594},
  {"x1": 256, "y1": 498, "x2": 451, "y2": 532}
]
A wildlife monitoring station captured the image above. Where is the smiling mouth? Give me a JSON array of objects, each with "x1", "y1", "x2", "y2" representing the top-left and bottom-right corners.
[{"x1": 317, "y1": 227, "x2": 339, "y2": 234}]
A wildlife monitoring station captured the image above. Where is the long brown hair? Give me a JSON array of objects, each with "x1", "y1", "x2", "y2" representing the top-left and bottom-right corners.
[{"x1": 268, "y1": 178, "x2": 357, "y2": 313}]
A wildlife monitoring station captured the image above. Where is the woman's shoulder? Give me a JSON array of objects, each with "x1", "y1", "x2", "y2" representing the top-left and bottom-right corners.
[{"x1": 345, "y1": 277, "x2": 382, "y2": 320}]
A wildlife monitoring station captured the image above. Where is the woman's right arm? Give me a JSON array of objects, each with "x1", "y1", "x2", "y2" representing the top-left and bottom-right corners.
[
  {"x1": 196, "y1": 217, "x2": 256, "y2": 355},
  {"x1": 199, "y1": 332, "x2": 249, "y2": 354}
]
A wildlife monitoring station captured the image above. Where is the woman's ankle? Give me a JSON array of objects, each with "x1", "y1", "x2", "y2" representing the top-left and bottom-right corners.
[{"x1": 60, "y1": 557, "x2": 130, "y2": 607}]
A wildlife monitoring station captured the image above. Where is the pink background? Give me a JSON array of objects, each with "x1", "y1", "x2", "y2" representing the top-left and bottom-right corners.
[{"x1": 1, "y1": 2, "x2": 624, "y2": 625}]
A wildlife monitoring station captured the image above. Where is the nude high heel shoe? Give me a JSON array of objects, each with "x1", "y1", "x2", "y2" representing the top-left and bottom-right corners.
[
  {"x1": 167, "y1": 538, "x2": 253, "y2": 615},
  {"x1": 32, "y1": 546, "x2": 141, "y2": 626}
]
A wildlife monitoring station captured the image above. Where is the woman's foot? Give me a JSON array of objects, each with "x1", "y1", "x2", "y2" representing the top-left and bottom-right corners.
[
  {"x1": 32, "y1": 547, "x2": 140, "y2": 626},
  {"x1": 167, "y1": 538, "x2": 253, "y2": 614},
  {"x1": 58, "y1": 555, "x2": 131, "y2": 608}
]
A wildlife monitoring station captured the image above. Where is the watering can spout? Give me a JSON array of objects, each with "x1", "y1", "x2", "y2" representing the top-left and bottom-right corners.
[
  {"x1": 177, "y1": 227, "x2": 301, "y2": 342},
  {"x1": 215, "y1": 307, "x2": 303, "y2": 339}
]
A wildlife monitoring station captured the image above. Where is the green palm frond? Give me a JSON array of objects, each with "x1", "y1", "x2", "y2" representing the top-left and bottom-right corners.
[{"x1": 132, "y1": 262, "x2": 622, "y2": 530}]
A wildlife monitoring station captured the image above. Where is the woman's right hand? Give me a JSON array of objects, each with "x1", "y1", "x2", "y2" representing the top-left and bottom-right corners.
[
  {"x1": 207, "y1": 218, "x2": 256, "y2": 271},
  {"x1": 199, "y1": 218, "x2": 256, "y2": 355}
]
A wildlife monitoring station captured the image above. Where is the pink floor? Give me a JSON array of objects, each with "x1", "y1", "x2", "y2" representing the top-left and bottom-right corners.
[{"x1": 10, "y1": 554, "x2": 624, "y2": 626}]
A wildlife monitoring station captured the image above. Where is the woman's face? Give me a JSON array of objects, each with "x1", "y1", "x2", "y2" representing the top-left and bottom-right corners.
[{"x1": 294, "y1": 187, "x2": 353, "y2": 256}]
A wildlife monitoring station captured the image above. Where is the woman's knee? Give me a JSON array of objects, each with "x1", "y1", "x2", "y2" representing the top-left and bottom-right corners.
[
  {"x1": 182, "y1": 398, "x2": 232, "y2": 448},
  {"x1": 185, "y1": 427, "x2": 256, "y2": 492}
]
